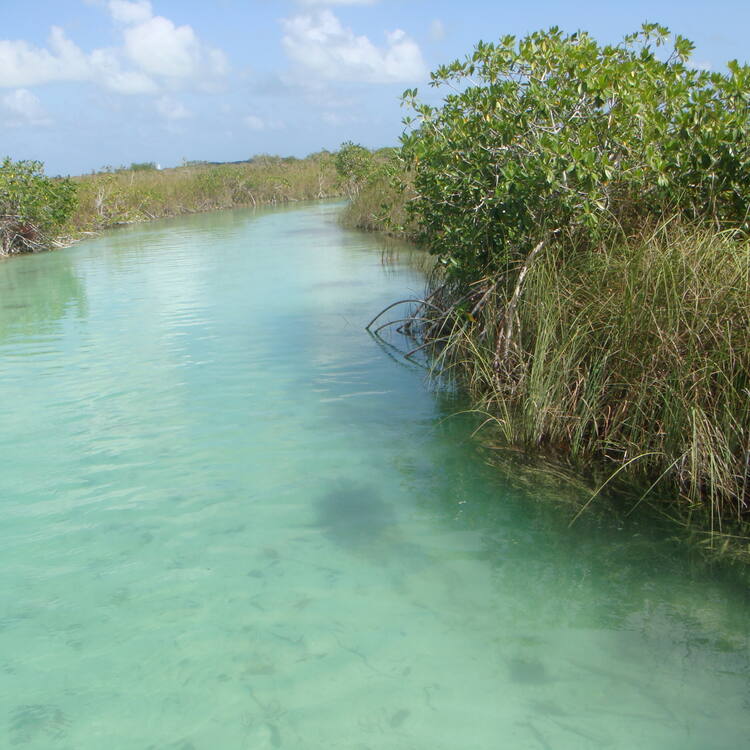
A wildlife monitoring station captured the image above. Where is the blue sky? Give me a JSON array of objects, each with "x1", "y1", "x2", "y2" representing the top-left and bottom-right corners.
[{"x1": 1, "y1": 0, "x2": 748, "y2": 176}]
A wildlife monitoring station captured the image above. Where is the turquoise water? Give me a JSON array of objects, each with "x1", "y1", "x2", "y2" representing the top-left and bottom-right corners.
[{"x1": 0, "y1": 202, "x2": 748, "y2": 749}]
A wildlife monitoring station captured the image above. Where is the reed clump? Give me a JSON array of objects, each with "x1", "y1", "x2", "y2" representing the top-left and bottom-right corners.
[
  {"x1": 339, "y1": 170, "x2": 414, "y2": 235},
  {"x1": 66, "y1": 153, "x2": 340, "y2": 233},
  {"x1": 336, "y1": 145, "x2": 416, "y2": 237},
  {"x1": 406, "y1": 223, "x2": 750, "y2": 531}
]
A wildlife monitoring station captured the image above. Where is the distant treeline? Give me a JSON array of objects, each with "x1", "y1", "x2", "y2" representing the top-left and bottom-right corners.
[{"x1": 345, "y1": 24, "x2": 750, "y2": 556}]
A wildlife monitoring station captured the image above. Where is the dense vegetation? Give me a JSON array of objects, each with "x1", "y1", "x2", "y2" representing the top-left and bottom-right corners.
[
  {"x1": 1, "y1": 152, "x2": 343, "y2": 256},
  {"x1": 336, "y1": 144, "x2": 414, "y2": 234},
  {"x1": 0, "y1": 159, "x2": 76, "y2": 256},
  {"x1": 69, "y1": 152, "x2": 340, "y2": 233},
  {"x1": 399, "y1": 24, "x2": 750, "y2": 274},
  {"x1": 357, "y1": 25, "x2": 750, "y2": 544}
]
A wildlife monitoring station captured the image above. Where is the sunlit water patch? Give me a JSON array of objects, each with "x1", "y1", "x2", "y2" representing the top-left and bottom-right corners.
[{"x1": 0, "y1": 202, "x2": 748, "y2": 749}]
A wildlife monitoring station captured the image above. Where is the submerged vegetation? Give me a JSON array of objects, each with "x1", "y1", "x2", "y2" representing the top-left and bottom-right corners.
[{"x1": 358, "y1": 24, "x2": 750, "y2": 547}]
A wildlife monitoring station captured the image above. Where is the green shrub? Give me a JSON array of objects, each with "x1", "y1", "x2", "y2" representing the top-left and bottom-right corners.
[
  {"x1": 400, "y1": 24, "x2": 750, "y2": 278},
  {"x1": 0, "y1": 158, "x2": 77, "y2": 255},
  {"x1": 340, "y1": 147, "x2": 415, "y2": 235},
  {"x1": 335, "y1": 141, "x2": 374, "y2": 198},
  {"x1": 128, "y1": 162, "x2": 158, "y2": 172}
]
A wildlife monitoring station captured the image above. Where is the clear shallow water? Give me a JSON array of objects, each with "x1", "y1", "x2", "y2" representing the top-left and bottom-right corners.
[{"x1": 0, "y1": 202, "x2": 748, "y2": 749}]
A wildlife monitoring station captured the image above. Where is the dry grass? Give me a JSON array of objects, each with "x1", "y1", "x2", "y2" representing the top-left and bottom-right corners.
[{"x1": 66, "y1": 155, "x2": 341, "y2": 232}]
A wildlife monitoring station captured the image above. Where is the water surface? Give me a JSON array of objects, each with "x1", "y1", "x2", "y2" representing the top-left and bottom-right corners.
[{"x1": 0, "y1": 203, "x2": 748, "y2": 749}]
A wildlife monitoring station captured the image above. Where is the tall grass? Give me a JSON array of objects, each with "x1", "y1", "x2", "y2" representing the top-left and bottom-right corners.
[
  {"x1": 336, "y1": 145, "x2": 416, "y2": 238},
  {"x1": 339, "y1": 170, "x2": 414, "y2": 236},
  {"x1": 410, "y1": 223, "x2": 750, "y2": 530},
  {"x1": 66, "y1": 154, "x2": 340, "y2": 233}
]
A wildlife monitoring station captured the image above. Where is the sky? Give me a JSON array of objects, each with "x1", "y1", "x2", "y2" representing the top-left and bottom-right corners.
[{"x1": 1, "y1": 0, "x2": 749, "y2": 176}]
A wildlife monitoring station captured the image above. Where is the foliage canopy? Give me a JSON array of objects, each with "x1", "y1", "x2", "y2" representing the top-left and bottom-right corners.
[
  {"x1": 0, "y1": 158, "x2": 77, "y2": 255},
  {"x1": 335, "y1": 141, "x2": 374, "y2": 198},
  {"x1": 399, "y1": 24, "x2": 750, "y2": 276}
]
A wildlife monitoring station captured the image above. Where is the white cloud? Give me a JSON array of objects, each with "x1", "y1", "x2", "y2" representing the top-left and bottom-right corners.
[
  {"x1": 321, "y1": 110, "x2": 363, "y2": 126},
  {"x1": 298, "y1": 0, "x2": 379, "y2": 5},
  {"x1": 0, "y1": 27, "x2": 89, "y2": 87},
  {"x1": 2, "y1": 88, "x2": 51, "y2": 126},
  {"x1": 0, "y1": 5, "x2": 228, "y2": 95},
  {"x1": 0, "y1": 28, "x2": 158, "y2": 94},
  {"x1": 156, "y1": 95, "x2": 191, "y2": 120},
  {"x1": 243, "y1": 114, "x2": 284, "y2": 131},
  {"x1": 89, "y1": 48, "x2": 158, "y2": 94},
  {"x1": 108, "y1": 0, "x2": 153, "y2": 25},
  {"x1": 123, "y1": 16, "x2": 228, "y2": 81},
  {"x1": 429, "y1": 19, "x2": 446, "y2": 42},
  {"x1": 244, "y1": 114, "x2": 265, "y2": 130},
  {"x1": 281, "y1": 9, "x2": 427, "y2": 83}
]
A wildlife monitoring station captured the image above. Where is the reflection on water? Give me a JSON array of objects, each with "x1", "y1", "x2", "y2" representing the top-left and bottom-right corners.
[
  {"x1": 0, "y1": 249, "x2": 86, "y2": 341},
  {"x1": 0, "y1": 202, "x2": 747, "y2": 749}
]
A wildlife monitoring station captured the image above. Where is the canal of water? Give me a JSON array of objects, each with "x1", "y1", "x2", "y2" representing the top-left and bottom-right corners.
[{"x1": 0, "y1": 202, "x2": 748, "y2": 748}]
